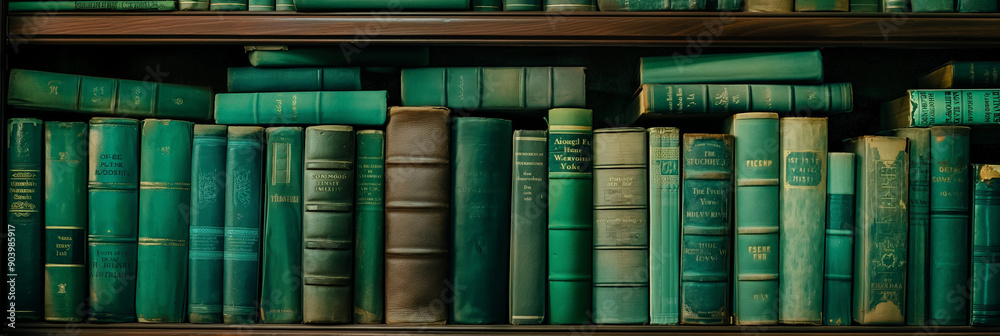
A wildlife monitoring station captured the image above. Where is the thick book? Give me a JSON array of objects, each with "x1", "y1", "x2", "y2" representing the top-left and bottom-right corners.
[
  {"x1": 227, "y1": 67, "x2": 362, "y2": 93},
  {"x1": 547, "y1": 108, "x2": 594, "y2": 325},
  {"x1": 223, "y1": 126, "x2": 264, "y2": 324},
  {"x1": 302, "y1": 125, "x2": 356, "y2": 324},
  {"x1": 626, "y1": 83, "x2": 852, "y2": 123},
  {"x1": 592, "y1": 127, "x2": 649, "y2": 325},
  {"x1": 823, "y1": 152, "x2": 855, "y2": 326},
  {"x1": 973, "y1": 164, "x2": 1000, "y2": 326},
  {"x1": 384, "y1": 106, "x2": 451, "y2": 324},
  {"x1": 795, "y1": 0, "x2": 848, "y2": 10},
  {"x1": 211, "y1": 0, "x2": 247, "y2": 10},
  {"x1": 451, "y1": 117, "x2": 513, "y2": 324},
  {"x1": 881, "y1": 89, "x2": 1000, "y2": 128},
  {"x1": 7, "y1": 119, "x2": 43, "y2": 322},
  {"x1": 43, "y1": 121, "x2": 87, "y2": 322},
  {"x1": 189, "y1": 124, "x2": 228, "y2": 324},
  {"x1": 597, "y1": 0, "x2": 669, "y2": 10},
  {"x1": 505, "y1": 0, "x2": 542, "y2": 10},
  {"x1": 893, "y1": 127, "x2": 930, "y2": 326},
  {"x1": 509, "y1": 130, "x2": 548, "y2": 325},
  {"x1": 247, "y1": 47, "x2": 431, "y2": 68},
  {"x1": 640, "y1": 50, "x2": 823, "y2": 84},
  {"x1": 473, "y1": 0, "x2": 503, "y2": 10},
  {"x1": 180, "y1": 0, "x2": 209, "y2": 9},
  {"x1": 545, "y1": 0, "x2": 596, "y2": 10},
  {"x1": 847, "y1": 135, "x2": 908, "y2": 325},
  {"x1": 8, "y1": 1, "x2": 175, "y2": 11},
  {"x1": 928, "y1": 126, "x2": 971, "y2": 325},
  {"x1": 911, "y1": 0, "x2": 953, "y2": 11},
  {"x1": 649, "y1": 127, "x2": 680, "y2": 325},
  {"x1": 680, "y1": 133, "x2": 733, "y2": 325},
  {"x1": 849, "y1": 0, "x2": 879, "y2": 11},
  {"x1": 87, "y1": 117, "x2": 140, "y2": 323},
  {"x1": 8, "y1": 69, "x2": 212, "y2": 121},
  {"x1": 726, "y1": 113, "x2": 780, "y2": 326},
  {"x1": 260, "y1": 127, "x2": 304, "y2": 324},
  {"x1": 778, "y1": 117, "x2": 828, "y2": 325},
  {"x1": 959, "y1": 0, "x2": 997, "y2": 11},
  {"x1": 746, "y1": 0, "x2": 793, "y2": 11},
  {"x1": 919, "y1": 61, "x2": 1000, "y2": 89},
  {"x1": 354, "y1": 130, "x2": 385, "y2": 324},
  {"x1": 136, "y1": 119, "x2": 194, "y2": 323},
  {"x1": 214, "y1": 91, "x2": 387, "y2": 126},
  {"x1": 400, "y1": 67, "x2": 586, "y2": 111},
  {"x1": 293, "y1": 0, "x2": 468, "y2": 9}
]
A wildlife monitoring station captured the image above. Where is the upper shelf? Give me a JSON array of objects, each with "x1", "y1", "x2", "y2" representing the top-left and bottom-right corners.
[{"x1": 7, "y1": 12, "x2": 1000, "y2": 47}]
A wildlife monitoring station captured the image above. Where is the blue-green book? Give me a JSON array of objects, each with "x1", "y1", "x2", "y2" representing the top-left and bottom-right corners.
[
  {"x1": 223, "y1": 126, "x2": 265, "y2": 324},
  {"x1": 214, "y1": 91, "x2": 387, "y2": 126},
  {"x1": 249, "y1": 0, "x2": 274, "y2": 10},
  {"x1": 893, "y1": 127, "x2": 930, "y2": 326},
  {"x1": 911, "y1": 0, "x2": 952, "y2": 11},
  {"x1": 7, "y1": 119, "x2": 43, "y2": 322},
  {"x1": 189, "y1": 125, "x2": 228, "y2": 324},
  {"x1": 43, "y1": 121, "x2": 87, "y2": 323},
  {"x1": 510, "y1": 130, "x2": 548, "y2": 325},
  {"x1": 973, "y1": 164, "x2": 1000, "y2": 326},
  {"x1": 640, "y1": 50, "x2": 824, "y2": 85},
  {"x1": 260, "y1": 127, "x2": 304, "y2": 324},
  {"x1": 354, "y1": 130, "x2": 385, "y2": 324},
  {"x1": 929, "y1": 126, "x2": 971, "y2": 325},
  {"x1": 211, "y1": 0, "x2": 248, "y2": 10},
  {"x1": 227, "y1": 67, "x2": 362, "y2": 93},
  {"x1": 823, "y1": 152, "x2": 855, "y2": 326},
  {"x1": 649, "y1": 127, "x2": 680, "y2": 325}
]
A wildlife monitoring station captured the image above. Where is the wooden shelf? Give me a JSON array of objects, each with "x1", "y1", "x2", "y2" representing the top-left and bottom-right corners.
[{"x1": 7, "y1": 12, "x2": 1000, "y2": 46}]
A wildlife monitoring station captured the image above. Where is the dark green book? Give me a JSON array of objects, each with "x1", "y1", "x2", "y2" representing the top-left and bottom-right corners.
[
  {"x1": 189, "y1": 124, "x2": 228, "y2": 324},
  {"x1": 597, "y1": 0, "x2": 669, "y2": 10},
  {"x1": 973, "y1": 164, "x2": 1000, "y2": 326},
  {"x1": 87, "y1": 117, "x2": 140, "y2": 323},
  {"x1": 136, "y1": 119, "x2": 194, "y2": 323},
  {"x1": 250, "y1": 0, "x2": 275, "y2": 10},
  {"x1": 302, "y1": 125, "x2": 355, "y2": 324},
  {"x1": 627, "y1": 83, "x2": 852, "y2": 123},
  {"x1": 649, "y1": 127, "x2": 680, "y2": 325},
  {"x1": 929, "y1": 126, "x2": 971, "y2": 325},
  {"x1": 505, "y1": 0, "x2": 542, "y2": 10},
  {"x1": 247, "y1": 47, "x2": 431, "y2": 68},
  {"x1": 823, "y1": 152, "x2": 855, "y2": 326},
  {"x1": 640, "y1": 50, "x2": 823, "y2": 84},
  {"x1": 211, "y1": 0, "x2": 247, "y2": 10},
  {"x1": 451, "y1": 118, "x2": 513, "y2": 324},
  {"x1": 795, "y1": 0, "x2": 848, "y2": 10},
  {"x1": 911, "y1": 0, "x2": 952, "y2": 11},
  {"x1": 545, "y1": 0, "x2": 596, "y2": 10},
  {"x1": 260, "y1": 127, "x2": 304, "y2": 324},
  {"x1": 354, "y1": 130, "x2": 385, "y2": 324},
  {"x1": 474, "y1": 0, "x2": 503, "y2": 10},
  {"x1": 920, "y1": 61, "x2": 1000, "y2": 89},
  {"x1": 893, "y1": 127, "x2": 930, "y2": 326},
  {"x1": 8, "y1": 1, "x2": 176, "y2": 11},
  {"x1": 214, "y1": 91, "x2": 387, "y2": 126},
  {"x1": 592, "y1": 127, "x2": 648, "y2": 325},
  {"x1": 401, "y1": 67, "x2": 586, "y2": 111},
  {"x1": 227, "y1": 67, "x2": 362, "y2": 93},
  {"x1": 44, "y1": 122, "x2": 87, "y2": 322},
  {"x1": 7, "y1": 119, "x2": 43, "y2": 322},
  {"x1": 223, "y1": 126, "x2": 265, "y2": 324},
  {"x1": 882, "y1": 89, "x2": 1000, "y2": 129},
  {"x1": 849, "y1": 0, "x2": 879, "y2": 11},
  {"x1": 509, "y1": 130, "x2": 548, "y2": 325}
]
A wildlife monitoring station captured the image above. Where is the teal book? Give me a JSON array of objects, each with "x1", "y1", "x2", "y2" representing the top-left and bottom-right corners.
[
  {"x1": 451, "y1": 118, "x2": 513, "y2": 324},
  {"x1": 260, "y1": 127, "x2": 304, "y2": 324},
  {"x1": 249, "y1": 0, "x2": 275, "y2": 10},
  {"x1": 597, "y1": 0, "x2": 669, "y2": 10},
  {"x1": 211, "y1": 0, "x2": 248, "y2": 10},
  {"x1": 545, "y1": 0, "x2": 596, "y2": 10},
  {"x1": 680, "y1": 133, "x2": 733, "y2": 325},
  {"x1": 354, "y1": 130, "x2": 385, "y2": 324},
  {"x1": 43, "y1": 122, "x2": 87, "y2": 322},
  {"x1": 715, "y1": 0, "x2": 741, "y2": 10},
  {"x1": 247, "y1": 47, "x2": 431, "y2": 68},
  {"x1": 473, "y1": 0, "x2": 503, "y2": 10},
  {"x1": 505, "y1": 0, "x2": 542, "y2": 10},
  {"x1": 136, "y1": 119, "x2": 194, "y2": 323},
  {"x1": 188, "y1": 124, "x2": 228, "y2": 324},
  {"x1": 293, "y1": 0, "x2": 468, "y2": 10},
  {"x1": 276, "y1": 0, "x2": 294, "y2": 9},
  {"x1": 649, "y1": 127, "x2": 680, "y2": 325},
  {"x1": 592, "y1": 127, "x2": 648, "y2": 325},
  {"x1": 401, "y1": 67, "x2": 586, "y2": 111},
  {"x1": 822, "y1": 152, "x2": 855, "y2": 326},
  {"x1": 180, "y1": 0, "x2": 210, "y2": 9},
  {"x1": 8, "y1": 1, "x2": 176, "y2": 10},
  {"x1": 795, "y1": 0, "x2": 848, "y2": 10},
  {"x1": 726, "y1": 113, "x2": 779, "y2": 326},
  {"x1": 882, "y1": 89, "x2": 1000, "y2": 128},
  {"x1": 7, "y1": 119, "x2": 43, "y2": 322},
  {"x1": 227, "y1": 67, "x2": 362, "y2": 93},
  {"x1": 919, "y1": 61, "x2": 1000, "y2": 89},
  {"x1": 849, "y1": 0, "x2": 879, "y2": 11},
  {"x1": 640, "y1": 50, "x2": 823, "y2": 85},
  {"x1": 882, "y1": 0, "x2": 907, "y2": 11},
  {"x1": 973, "y1": 164, "x2": 1000, "y2": 326},
  {"x1": 629, "y1": 83, "x2": 852, "y2": 115},
  {"x1": 7, "y1": 69, "x2": 212, "y2": 121},
  {"x1": 847, "y1": 135, "x2": 908, "y2": 325},
  {"x1": 893, "y1": 127, "x2": 930, "y2": 326},
  {"x1": 223, "y1": 126, "x2": 264, "y2": 324},
  {"x1": 778, "y1": 117, "x2": 827, "y2": 325},
  {"x1": 669, "y1": 0, "x2": 706, "y2": 9},
  {"x1": 302, "y1": 126, "x2": 355, "y2": 324},
  {"x1": 928, "y1": 126, "x2": 971, "y2": 326},
  {"x1": 547, "y1": 108, "x2": 594, "y2": 325},
  {"x1": 911, "y1": 0, "x2": 952, "y2": 11},
  {"x1": 509, "y1": 130, "x2": 548, "y2": 325},
  {"x1": 87, "y1": 117, "x2": 140, "y2": 323},
  {"x1": 214, "y1": 91, "x2": 387, "y2": 126}
]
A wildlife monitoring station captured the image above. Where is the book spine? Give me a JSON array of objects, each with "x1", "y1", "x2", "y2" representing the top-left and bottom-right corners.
[
  {"x1": 354, "y1": 130, "x2": 385, "y2": 324},
  {"x1": 275, "y1": 0, "x2": 294, "y2": 9},
  {"x1": 639, "y1": 83, "x2": 852, "y2": 115},
  {"x1": 959, "y1": 0, "x2": 998, "y2": 12},
  {"x1": 87, "y1": 117, "x2": 140, "y2": 323},
  {"x1": 249, "y1": 0, "x2": 275, "y2": 10},
  {"x1": 716, "y1": 0, "x2": 742, "y2": 10},
  {"x1": 505, "y1": 0, "x2": 542, "y2": 10},
  {"x1": 211, "y1": 0, "x2": 249, "y2": 10},
  {"x1": 545, "y1": 0, "x2": 596, "y2": 10},
  {"x1": 882, "y1": 0, "x2": 908, "y2": 11},
  {"x1": 929, "y1": 126, "x2": 971, "y2": 325},
  {"x1": 640, "y1": 50, "x2": 823, "y2": 84},
  {"x1": 823, "y1": 152, "x2": 855, "y2": 326},
  {"x1": 795, "y1": 0, "x2": 849, "y2": 10},
  {"x1": 849, "y1": 0, "x2": 880, "y2": 11},
  {"x1": 43, "y1": 121, "x2": 87, "y2": 322},
  {"x1": 7, "y1": 119, "x2": 43, "y2": 322},
  {"x1": 213, "y1": 91, "x2": 388, "y2": 126},
  {"x1": 223, "y1": 126, "x2": 264, "y2": 324},
  {"x1": 180, "y1": 0, "x2": 210, "y2": 9},
  {"x1": 950, "y1": 62, "x2": 1000, "y2": 88},
  {"x1": 972, "y1": 164, "x2": 1000, "y2": 326},
  {"x1": 668, "y1": 0, "x2": 707, "y2": 9},
  {"x1": 8, "y1": 1, "x2": 177, "y2": 11},
  {"x1": 260, "y1": 127, "x2": 304, "y2": 324},
  {"x1": 911, "y1": 0, "x2": 953, "y2": 11},
  {"x1": 189, "y1": 124, "x2": 228, "y2": 324},
  {"x1": 400, "y1": 67, "x2": 586, "y2": 111},
  {"x1": 746, "y1": 0, "x2": 793, "y2": 11},
  {"x1": 227, "y1": 67, "x2": 362, "y2": 93},
  {"x1": 778, "y1": 117, "x2": 828, "y2": 325},
  {"x1": 894, "y1": 127, "x2": 930, "y2": 325},
  {"x1": 473, "y1": 0, "x2": 503, "y2": 10},
  {"x1": 510, "y1": 130, "x2": 548, "y2": 325},
  {"x1": 649, "y1": 127, "x2": 680, "y2": 325}
]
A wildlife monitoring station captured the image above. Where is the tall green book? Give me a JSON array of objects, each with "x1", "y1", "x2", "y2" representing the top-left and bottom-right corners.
[
  {"x1": 919, "y1": 61, "x2": 1000, "y2": 89},
  {"x1": 43, "y1": 121, "x2": 87, "y2": 322},
  {"x1": 592, "y1": 127, "x2": 648, "y2": 325},
  {"x1": 87, "y1": 117, "x2": 140, "y2": 323},
  {"x1": 929, "y1": 126, "x2": 971, "y2": 325},
  {"x1": 680, "y1": 133, "x2": 733, "y2": 325},
  {"x1": 882, "y1": 89, "x2": 1000, "y2": 128},
  {"x1": 848, "y1": 135, "x2": 908, "y2": 325},
  {"x1": 545, "y1": 0, "x2": 596, "y2": 10},
  {"x1": 973, "y1": 164, "x2": 1000, "y2": 326},
  {"x1": 547, "y1": 108, "x2": 594, "y2": 324},
  {"x1": 223, "y1": 126, "x2": 264, "y2": 324},
  {"x1": 302, "y1": 125, "x2": 355, "y2": 324},
  {"x1": 400, "y1": 67, "x2": 586, "y2": 111},
  {"x1": 823, "y1": 152, "x2": 855, "y2": 326},
  {"x1": 451, "y1": 118, "x2": 513, "y2": 324},
  {"x1": 795, "y1": 0, "x2": 848, "y2": 10},
  {"x1": 354, "y1": 130, "x2": 385, "y2": 324},
  {"x1": 779, "y1": 117, "x2": 827, "y2": 325},
  {"x1": 214, "y1": 91, "x2": 388, "y2": 126},
  {"x1": 640, "y1": 50, "x2": 824, "y2": 85},
  {"x1": 509, "y1": 130, "x2": 548, "y2": 325},
  {"x1": 227, "y1": 67, "x2": 362, "y2": 93},
  {"x1": 649, "y1": 127, "x2": 680, "y2": 325},
  {"x1": 7, "y1": 119, "x2": 43, "y2": 322},
  {"x1": 260, "y1": 127, "x2": 304, "y2": 324},
  {"x1": 189, "y1": 124, "x2": 228, "y2": 324},
  {"x1": 893, "y1": 127, "x2": 930, "y2": 326}
]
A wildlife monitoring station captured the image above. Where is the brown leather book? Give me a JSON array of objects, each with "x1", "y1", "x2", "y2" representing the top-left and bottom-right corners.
[{"x1": 384, "y1": 106, "x2": 451, "y2": 324}]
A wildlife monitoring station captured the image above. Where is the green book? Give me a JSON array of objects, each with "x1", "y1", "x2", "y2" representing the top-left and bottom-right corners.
[
  {"x1": 8, "y1": 1, "x2": 176, "y2": 11},
  {"x1": 180, "y1": 0, "x2": 210, "y2": 10},
  {"x1": 44, "y1": 122, "x2": 87, "y2": 322},
  {"x1": 882, "y1": 0, "x2": 907, "y2": 11},
  {"x1": 227, "y1": 67, "x2": 362, "y2": 93},
  {"x1": 545, "y1": 0, "x2": 596, "y2": 10},
  {"x1": 302, "y1": 125, "x2": 356, "y2": 324},
  {"x1": 715, "y1": 0, "x2": 741, "y2": 10},
  {"x1": 920, "y1": 61, "x2": 1000, "y2": 89},
  {"x1": 451, "y1": 118, "x2": 513, "y2": 324},
  {"x1": 929, "y1": 126, "x2": 971, "y2": 325},
  {"x1": 211, "y1": 0, "x2": 248, "y2": 10},
  {"x1": 189, "y1": 124, "x2": 228, "y2": 324},
  {"x1": 649, "y1": 127, "x2": 680, "y2": 325},
  {"x1": 547, "y1": 108, "x2": 594, "y2": 325},
  {"x1": 847, "y1": 135, "x2": 908, "y2": 325},
  {"x1": 597, "y1": 0, "x2": 669, "y2": 10},
  {"x1": 223, "y1": 126, "x2": 264, "y2": 324},
  {"x1": 260, "y1": 127, "x2": 304, "y2": 324},
  {"x1": 779, "y1": 117, "x2": 827, "y2": 325},
  {"x1": 640, "y1": 50, "x2": 823, "y2": 85},
  {"x1": 746, "y1": 0, "x2": 792, "y2": 11},
  {"x1": 87, "y1": 117, "x2": 140, "y2": 323},
  {"x1": 474, "y1": 0, "x2": 503, "y2": 10},
  {"x1": 668, "y1": 0, "x2": 706, "y2": 9},
  {"x1": 849, "y1": 0, "x2": 879, "y2": 11},
  {"x1": 214, "y1": 91, "x2": 387, "y2": 126},
  {"x1": 627, "y1": 83, "x2": 852, "y2": 123},
  {"x1": 250, "y1": 0, "x2": 275, "y2": 10},
  {"x1": 293, "y1": 0, "x2": 468, "y2": 10},
  {"x1": 509, "y1": 130, "x2": 548, "y2": 325},
  {"x1": 401, "y1": 67, "x2": 586, "y2": 111},
  {"x1": 7, "y1": 119, "x2": 43, "y2": 322},
  {"x1": 972, "y1": 164, "x2": 1000, "y2": 326},
  {"x1": 911, "y1": 0, "x2": 952, "y2": 11},
  {"x1": 7, "y1": 69, "x2": 212, "y2": 121},
  {"x1": 795, "y1": 0, "x2": 848, "y2": 10},
  {"x1": 882, "y1": 89, "x2": 1000, "y2": 128},
  {"x1": 592, "y1": 127, "x2": 648, "y2": 325},
  {"x1": 893, "y1": 127, "x2": 930, "y2": 326},
  {"x1": 248, "y1": 47, "x2": 431, "y2": 68},
  {"x1": 354, "y1": 130, "x2": 385, "y2": 324},
  {"x1": 136, "y1": 119, "x2": 194, "y2": 323},
  {"x1": 823, "y1": 152, "x2": 855, "y2": 326},
  {"x1": 505, "y1": 0, "x2": 542, "y2": 10},
  {"x1": 727, "y1": 113, "x2": 780, "y2": 326},
  {"x1": 276, "y1": 0, "x2": 294, "y2": 9}
]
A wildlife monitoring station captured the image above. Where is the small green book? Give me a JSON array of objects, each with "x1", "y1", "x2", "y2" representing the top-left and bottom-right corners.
[
  {"x1": 7, "y1": 119, "x2": 43, "y2": 322},
  {"x1": 597, "y1": 0, "x2": 669, "y2": 10},
  {"x1": 354, "y1": 130, "x2": 385, "y2": 324},
  {"x1": 44, "y1": 122, "x2": 88, "y2": 322},
  {"x1": 649, "y1": 127, "x2": 680, "y2": 325},
  {"x1": 972, "y1": 164, "x2": 1000, "y2": 326},
  {"x1": 893, "y1": 127, "x2": 930, "y2": 326},
  {"x1": 261, "y1": 127, "x2": 304, "y2": 324},
  {"x1": 180, "y1": 0, "x2": 210, "y2": 9},
  {"x1": 822, "y1": 152, "x2": 855, "y2": 326},
  {"x1": 250, "y1": 0, "x2": 275, "y2": 10},
  {"x1": 473, "y1": 0, "x2": 503, "y2": 10},
  {"x1": 214, "y1": 91, "x2": 387, "y2": 126}
]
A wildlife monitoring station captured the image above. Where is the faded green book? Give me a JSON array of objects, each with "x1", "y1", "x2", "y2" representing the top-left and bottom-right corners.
[
  {"x1": 223, "y1": 126, "x2": 265, "y2": 324},
  {"x1": 911, "y1": 0, "x2": 952, "y2": 11},
  {"x1": 823, "y1": 152, "x2": 855, "y2": 326},
  {"x1": 211, "y1": 0, "x2": 248, "y2": 10},
  {"x1": 649, "y1": 127, "x2": 680, "y2": 325},
  {"x1": 746, "y1": 0, "x2": 792, "y2": 11},
  {"x1": 473, "y1": 0, "x2": 503, "y2": 10},
  {"x1": 188, "y1": 125, "x2": 228, "y2": 324},
  {"x1": 354, "y1": 130, "x2": 385, "y2": 324},
  {"x1": 928, "y1": 126, "x2": 971, "y2": 325},
  {"x1": 180, "y1": 0, "x2": 210, "y2": 9},
  {"x1": 227, "y1": 67, "x2": 361, "y2": 93},
  {"x1": 795, "y1": 0, "x2": 848, "y2": 10},
  {"x1": 401, "y1": 67, "x2": 586, "y2": 111},
  {"x1": 7, "y1": 119, "x2": 43, "y2": 322},
  {"x1": 249, "y1": 0, "x2": 275, "y2": 10},
  {"x1": 509, "y1": 130, "x2": 548, "y2": 325},
  {"x1": 505, "y1": 0, "x2": 542, "y2": 10},
  {"x1": 44, "y1": 121, "x2": 87, "y2": 322},
  {"x1": 260, "y1": 127, "x2": 304, "y2": 324},
  {"x1": 893, "y1": 127, "x2": 930, "y2": 326},
  {"x1": 640, "y1": 50, "x2": 823, "y2": 84},
  {"x1": 545, "y1": 0, "x2": 596, "y2": 10},
  {"x1": 214, "y1": 91, "x2": 387, "y2": 126}
]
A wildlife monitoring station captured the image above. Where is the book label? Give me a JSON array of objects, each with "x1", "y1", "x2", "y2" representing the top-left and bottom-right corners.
[
  {"x1": 784, "y1": 151, "x2": 823, "y2": 187},
  {"x1": 549, "y1": 134, "x2": 592, "y2": 173}
]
